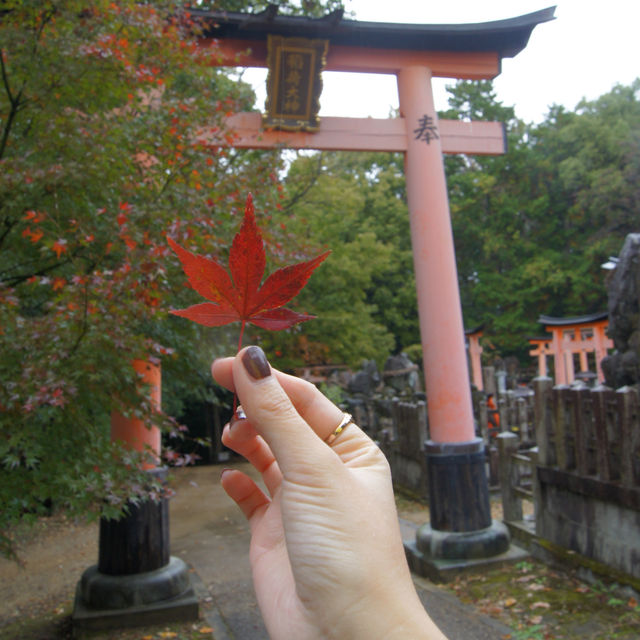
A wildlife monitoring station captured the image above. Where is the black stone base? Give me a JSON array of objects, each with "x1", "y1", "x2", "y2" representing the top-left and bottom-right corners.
[
  {"x1": 401, "y1": 438, "x2": 530, "y2": 582},
  {"x1": 416, "y1": 519, "x2": 511, "y2": 560},
  {"x1": 72, "y1": 557, "x2": 199, "y2": 635},
  {"x1": 405, "y1": 536, "x2": 530, "y2": 583},
  {"x1": 98, "y1": 468, "x2": 170, "y2": 575},
  {"x1": 425, "y1": 438, "x2": 493, "y2": 532}
]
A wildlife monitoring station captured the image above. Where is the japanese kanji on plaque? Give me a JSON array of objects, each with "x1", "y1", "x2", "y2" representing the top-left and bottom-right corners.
[{"x1": 263, "y1": 35, "x2": 327, "y2": 132}]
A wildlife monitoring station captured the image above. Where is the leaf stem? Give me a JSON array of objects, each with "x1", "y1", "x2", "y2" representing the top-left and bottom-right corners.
[
  {"x1": 233, "y1": 320, "x2": 247, "y2": 414},
  {"x1": 238, "y1": 320, "x2": 246, "y2": 353}
]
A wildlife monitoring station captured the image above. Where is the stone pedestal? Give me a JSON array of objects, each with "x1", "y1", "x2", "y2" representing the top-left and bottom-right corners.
[
  {"x1": 72, "y1": 468, "x2": 198, "y2": 634},
  {"x1": 405, "y1": 438, "x2": 527, "y2": 581}
]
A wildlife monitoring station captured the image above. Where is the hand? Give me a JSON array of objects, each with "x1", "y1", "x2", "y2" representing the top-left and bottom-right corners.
[{"x1": 212, "y1": 346, "x2": 447, "y2": 640}]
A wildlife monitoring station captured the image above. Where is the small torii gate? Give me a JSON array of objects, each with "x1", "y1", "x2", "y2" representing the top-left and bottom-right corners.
[
  {"x1": 194, "y1": 5, "x2": 555, "y2": 573},
  {"x1": 529, "y1": 312, "x2": 613, "y2": 385}
]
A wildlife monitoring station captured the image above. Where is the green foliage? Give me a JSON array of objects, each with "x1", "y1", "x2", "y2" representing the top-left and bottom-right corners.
[
  {"x1": 511, "y1": 625, "x2": 545, "y2": 640},
  {"x1": 317, "y1": 382, "x2": 345, "y2": 407},
  {"x1": 200, "y1": 0, "x2": 345, "y2": 16},
  {"x1": 259, "y1": 151, "x2": 413, "y2": 368}
]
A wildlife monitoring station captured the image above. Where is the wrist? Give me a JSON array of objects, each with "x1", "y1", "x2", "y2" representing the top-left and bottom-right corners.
[{"x1": 324, "y1": 578, "x2": 447, "y2": 640}]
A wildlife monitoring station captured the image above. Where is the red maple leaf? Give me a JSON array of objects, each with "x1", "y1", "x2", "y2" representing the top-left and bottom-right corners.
[
  {"x1": 168, "y1": 193, "x2": 329, "y2": 346},
  {"x1": 51, "y1": 238, "x2": 67, "y2": 258}
]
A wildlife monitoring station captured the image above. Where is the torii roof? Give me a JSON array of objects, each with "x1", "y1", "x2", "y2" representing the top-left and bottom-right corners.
[
  {"x1": 465, "y1": 324, "x2": 485, "y2": 336},
  {"x1": 190, "y1": 5, "x2": 556, "y2": 59},
  {"x1": 538, "y1": 312, "x2": 609, "y2": 327}
]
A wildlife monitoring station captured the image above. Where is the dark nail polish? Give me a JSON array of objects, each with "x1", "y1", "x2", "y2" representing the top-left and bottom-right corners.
[{"x1": 242, "y1": 346, "x2": 271, "y2": 380}]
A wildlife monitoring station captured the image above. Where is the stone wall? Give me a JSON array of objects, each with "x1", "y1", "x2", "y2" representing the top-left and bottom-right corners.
[{"x1": 537, "y1": 472, "x2": 640, "y2": 579}]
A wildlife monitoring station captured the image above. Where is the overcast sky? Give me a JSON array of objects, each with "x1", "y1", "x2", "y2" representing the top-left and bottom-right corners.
[{"x1": 243, "y1": 0, "x2": 640, "y2": 124}]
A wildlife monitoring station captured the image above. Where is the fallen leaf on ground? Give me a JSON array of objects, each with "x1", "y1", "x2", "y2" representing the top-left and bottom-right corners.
[
  {"x1": 527, "y1": 583, "x2": 550, "y2": 592},
  {"x1": 480, "y1": 603, "x2": 504, "y2": 616},
  {"x1": 516, "y1": 575, "x2": 536, "y2": 583}
]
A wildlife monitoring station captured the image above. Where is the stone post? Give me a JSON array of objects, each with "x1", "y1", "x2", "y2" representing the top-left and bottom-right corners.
[
  {"x1": 497, "y1": 432, "x2": 522, "y2": 523},
  {"x1": 533, "y1": 376, "x2": 553, "y2": 467}
]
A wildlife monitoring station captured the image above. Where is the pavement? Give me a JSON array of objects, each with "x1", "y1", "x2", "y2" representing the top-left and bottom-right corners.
[{"x1": 168, "y1": 463, "x2": 513, "y2": 639}]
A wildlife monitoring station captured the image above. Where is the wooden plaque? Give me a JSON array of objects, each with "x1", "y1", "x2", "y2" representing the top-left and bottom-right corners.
[{"x1": 263, "y1": 35, "x2": 328, "y2": 132}]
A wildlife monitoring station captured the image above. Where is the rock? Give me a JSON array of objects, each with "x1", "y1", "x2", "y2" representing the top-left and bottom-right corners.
[
  {"x1": 383, "y1": 353, "x2": 419, "y2": 394},
  {"x1": 347, "y1": 359, "x2": 380, "y2": 395},
  {"x1": 602, "y1": 234, "x2": 640, "y2": 389}
]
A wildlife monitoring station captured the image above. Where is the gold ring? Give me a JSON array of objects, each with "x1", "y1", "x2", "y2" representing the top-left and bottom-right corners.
[{"x1": 325, "y1": 412, "x2": 354, "y2": 445}]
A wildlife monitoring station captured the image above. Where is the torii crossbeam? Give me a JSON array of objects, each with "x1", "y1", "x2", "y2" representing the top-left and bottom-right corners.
[
  {"x1": 194, "y1": 5, "x2": 555, "y2": 574},
  {"x1": 204, "y1": 112, "x2": 507, "y2": 154}
]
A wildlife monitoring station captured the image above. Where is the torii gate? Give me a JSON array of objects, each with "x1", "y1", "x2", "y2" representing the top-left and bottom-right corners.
[
  {"x1": 530, "y1": 313, "x2": 613, "y2": 385},
  {"x1": 195, "y1": 5, "x2": 555, "y2": 571}
]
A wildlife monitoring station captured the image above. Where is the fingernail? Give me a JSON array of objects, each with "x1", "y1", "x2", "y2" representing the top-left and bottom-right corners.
[
  {"x1": 220, "y1": 468, "x2": 233, "y2": 480},
  {"x1": 242, "y1": 346, "x2": 271, "y2": 380},
  {"x1": 229, "y1": 415, "x2": 245, "y2": 434}
]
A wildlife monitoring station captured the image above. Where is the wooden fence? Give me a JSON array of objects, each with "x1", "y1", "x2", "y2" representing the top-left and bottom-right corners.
[
  {"x1": 497, "y1": 377, "x2": 640, "y2": 581},
  {"x1": 497, "y1": 433, "x2": 537, "y2": 526},
  {"x1": 381, "y1": 399, "x2": 428, "y2": 498},
  {"x1": 476, "y1": 388, "x2": 535, "y2": 488},
  {"x1": 500, "y1": 379, "x2": 640, "y2": 520},
  {"x1": 533, "y1": 377, "x2": 640, "y2": 489}
]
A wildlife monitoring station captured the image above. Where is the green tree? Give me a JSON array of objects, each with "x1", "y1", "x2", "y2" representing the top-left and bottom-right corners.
[
  {"x1": 197, "y1": 0, "x2": 345, "y2": 15},
  {"x1": 534, "y1": 81, "x2": 640, "y2": 259},
  {"x1": 444, "y1": 79, "x2": 640, "y2": 358},
  {"x1": 258, "y1": 150, "x2": 419, "y2": 368}
]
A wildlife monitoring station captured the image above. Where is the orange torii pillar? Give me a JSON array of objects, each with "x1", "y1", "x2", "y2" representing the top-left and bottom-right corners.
[
  {"x1": 110, "y1": 359, "x2": 162, "y2": 469},
  {"x1": 194, "y1": 6, "x2": 554, "y2": 573},
  {"x1": 466, "y1": 327, "x2": 485, "y2": 391},
  {"x1": 397, "y1": 65, "x2": 511, "y2": 565},
  {"x1": 529, "y1": 337, "x2": 553, "y2": 378},
  {"x1": 398, "y1": 66, "x2": 474, "y2": 443}
]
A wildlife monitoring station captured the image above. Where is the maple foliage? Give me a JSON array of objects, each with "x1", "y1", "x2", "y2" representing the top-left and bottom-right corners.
[
  {"x1": 168, "y1": 193, "x2": 329, "y2": 346},
  {"x1": 0, "y1": 0, "x2": 312, "y2": 560}
]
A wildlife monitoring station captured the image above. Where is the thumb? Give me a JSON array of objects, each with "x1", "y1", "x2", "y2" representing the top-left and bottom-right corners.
[{"x1": 232, "y1": 346, "x2": 336, "y2": 474}]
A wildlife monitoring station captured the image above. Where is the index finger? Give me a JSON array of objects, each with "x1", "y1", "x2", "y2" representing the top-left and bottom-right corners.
[{"x1": 212, "y1": 355, "x2": 344, "y2": 443}]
